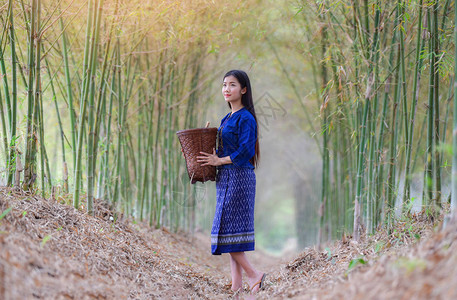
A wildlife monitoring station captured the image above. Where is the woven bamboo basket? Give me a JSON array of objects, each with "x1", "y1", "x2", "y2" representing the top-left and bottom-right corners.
[{"x1": 177, "y1": 127, "x2": 218, "y2": 184}]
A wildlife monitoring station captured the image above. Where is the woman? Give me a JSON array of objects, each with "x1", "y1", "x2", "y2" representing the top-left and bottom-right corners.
[{"x1": 197, "y1": 70, "x2": 266, "y2": 294}]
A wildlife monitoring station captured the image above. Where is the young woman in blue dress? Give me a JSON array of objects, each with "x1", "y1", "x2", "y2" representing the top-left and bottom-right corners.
[{"x1": 197, "y1": 70, "x2": 266, "y2": 294}]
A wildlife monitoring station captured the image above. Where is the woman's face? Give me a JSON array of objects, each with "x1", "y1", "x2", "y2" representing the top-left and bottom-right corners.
[{"x1": 222, "y1": 75, "x2": 246, "y2": 103}]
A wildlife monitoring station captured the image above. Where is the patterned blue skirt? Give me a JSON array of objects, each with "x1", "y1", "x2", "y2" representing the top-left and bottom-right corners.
[{"x1": 211, "y1": 168, "x2": 256, "y2": 255}]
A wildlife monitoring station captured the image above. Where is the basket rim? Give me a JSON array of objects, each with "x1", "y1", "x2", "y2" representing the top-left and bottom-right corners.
[{"x1": 176, "y1": 127, "x2": 218, "y2": 135}]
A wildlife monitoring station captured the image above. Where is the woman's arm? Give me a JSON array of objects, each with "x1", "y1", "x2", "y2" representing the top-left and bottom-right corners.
[{"x1": 228, "y1": 115, "x2": 256, "y2": 167}]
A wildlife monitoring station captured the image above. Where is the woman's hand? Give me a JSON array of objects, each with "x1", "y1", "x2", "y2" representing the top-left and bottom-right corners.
[{"x1": 197, "y1": 148, "x2": 220, "y2": 166}]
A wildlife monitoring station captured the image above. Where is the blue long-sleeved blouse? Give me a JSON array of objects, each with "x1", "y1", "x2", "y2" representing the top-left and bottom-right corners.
[{"x1": 217, "y1": 107, "x2": 257, "y2": 169}]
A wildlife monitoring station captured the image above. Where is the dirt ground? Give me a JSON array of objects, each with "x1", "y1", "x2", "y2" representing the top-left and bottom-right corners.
[{"x1": 1, "y1": 187, "x2": 456, "y2": 299}]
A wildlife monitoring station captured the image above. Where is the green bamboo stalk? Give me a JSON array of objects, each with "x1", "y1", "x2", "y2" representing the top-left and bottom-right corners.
[
  {"x1": 33, "y1": 0, "x2": 49, "y2": 197},
  {"x1": 353, "y1": 62, "x2": 374, "y2": 241},
  {"x1": 120, "y1": 53, "x2": 135, "y2": 215},
  {"x1": 44, "y1": 55, "x2": 68, "y2": 193},
  {"x1": 96, "y1": 83, "x2": 107, "y2": 199},
  {"x1": 403, "y1": 0, "x2": 425, "y2": 209},
  {"x1": 151, "y1": 59, "x2": 165, "y2": 227},
  {"x1": 375, "y1": 6, "x2": 400, "y2": 227},
  {"x1": 0, "y1": 88, "x2": 8, "y2": 180},
  {"x1": 2, "y1": 1, "x2": 13, "y2": 127},
  {"x1": 158, "y1": 64, "x2": 170, "y2": 227},
  {"x1": 0, "y1": 21, "x2": 10, "y2": 172},
  {"x1": 7, "y1": 0, "x2": 17, "y2": 187},
  {"x1": 363, "y1": 0, "x2": 370, "y2": 39},
  {"x1": 140, "y1": 66, "x2": 159, "y2": 221},
  {"x1": 135, "y1": 89, "x2": 143, "y2": 218},
  {"x1": 59, "y1": 5, "x2": 77, "y2": 171},
  {"x1": 113, "y1": 38, "x2": 122, "y2": 208},
  {"x1": 99, "y1": 48, "x2": 118, "y2": 201},
  {"x1": 424, "y1": 7, "x2": 434, "y2": 213},
  {"x1": 73, "y1": 0, "x2": 96, "y2": 209},
  {"x1": 318, "y1": 17, "x2": 329, "y2": 246},
  {"x1": 441, "y1": 78, "x2": 453, "y2": 161},
  {"x1": 23, "y1": 0, "x2": 37, "y2": 190},
  {"x1": 123, "y1": 126, "x2": 135, "y2": 216},
  {"x1": 29, "y1": 0, "x2": 42, "y2": 193},
  {"x1": 167, "y1": 64, "x2": 177, "y2": 230},
  {"x1": 0, "y1": 55, "x2": 11, "y2": 170},
  {"x1": 329, "y1": 61, "x2": 340, "y2": 237},
  {"x1": 94, "y1": 1, "x2": 119, "y2": 201},
  {"x1": 451, "y1": 0, "x2": 457, "y2": 216},
  {"x1": 366, "y1": 1, "x2": 381, "y2": 234},
  {"x1": 139, "y1": 94, "x2": 154, "y2": 221},
  {"x1": 87, "y1": 0, "x2": 104, "y2": 215},
  {"x1": 397, "y1": 0, "x2": 409, "y2": 209},
  {"x1": 432, "y1": 0, "x2": 441, "y2": 217},
  {"x1": 353, "y1": 0, "x2": 383, "y2": 240},
  {"x1": 386, "y1": 40, "x2": 402, "y2": 229}
]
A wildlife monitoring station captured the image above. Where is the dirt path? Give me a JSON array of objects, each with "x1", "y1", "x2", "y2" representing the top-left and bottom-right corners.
[{"x1": 1, "y1": 188, "x2": 456, "y2": 299}]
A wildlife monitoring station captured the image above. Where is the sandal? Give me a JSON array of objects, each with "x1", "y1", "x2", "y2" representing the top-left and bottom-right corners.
[
  {"x1": 231, "y1": 286, "x2": 242, "y2": 299},
  {"x1": 249, "y1": 273, "x2": 267, "y2": 294}
]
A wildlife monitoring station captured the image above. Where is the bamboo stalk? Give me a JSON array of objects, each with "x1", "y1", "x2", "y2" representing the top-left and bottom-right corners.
[
  {"x1": 34, "y1": 0, "x2": 49, "y2": 197},
  {"x1": 87, "y1": 0, "x2": 104, "y2": 215},
  {"x1": 375, "y1": 5, "x2": 399, "y2": 227},
  {"x1": 7, "y1": 0, "x2": 18, "y2": 187},
  {"x1": 99, "y1": 48, "x2": 118, "y2": 202},
  {"x1": 318, "y1": 17, "x2": 329, "y2": 246},
  {"x1": 386, "y1": 39, "x2": 402, "y2": 229},
  {"x1": 140, "y1": 60, "x2": 158, "y2": 221},
  {"x1": 403, "y1": 0, "x2": 425, "y2": 210},
  {"x1": 151, "y1": 57, "x2": 165, "y2": 227},
  {"x1": 2, "y1": 1, "x2": 13, "y2": 127},
  {"x1": 451, "y1": 0, "x2": 457, "y2": 217},
  {"x1": 44, "y1": 55, "x2": 68, "y2": 193},
  {"x1": 73, "y1": 0, "x2": 96, "y2": 209},
  {"x1": 23, "y1": 0, "x2": 37, "y2": 190},
  {"x1": 59, "y1": 4, "x2": 77, "y2": 172},
  {"x1": 113, "y1": 38, "x2": 122, "y2": 208},
  {"x1": 432, "y1": 0, "x2": 441, "y2": 217},
  {"x1": 424, "y1": 7, "x2": 434, "y2": 213},
  {"x1": 366, "y1": 1, "x2": 381, "y2": 234}
]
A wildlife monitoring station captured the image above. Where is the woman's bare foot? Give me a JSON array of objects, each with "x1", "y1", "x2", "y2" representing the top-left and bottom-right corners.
[{"x1": 231, "y1": 285, "x2": 242, "y2": 293}]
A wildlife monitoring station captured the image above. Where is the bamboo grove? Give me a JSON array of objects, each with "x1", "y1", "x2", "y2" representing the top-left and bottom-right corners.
[
  {"x1": 2, "y1": 0, "x2": 457, "y2": 244},
  {"x1": 294, "y1": 0, "x2": 456, "y2": 242},
  {"x1": 0, "y1": 0, "x2": 253, "y2": 230}
]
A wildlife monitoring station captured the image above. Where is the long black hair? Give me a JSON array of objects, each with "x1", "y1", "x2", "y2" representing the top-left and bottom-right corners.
[{"x1": 223, "y1": 70, "x2": 260, "y2": 167}]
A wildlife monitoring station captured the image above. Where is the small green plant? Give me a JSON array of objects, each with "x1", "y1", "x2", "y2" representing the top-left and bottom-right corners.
[
  {"x1": 324, "y1": 247, "x2": 332, "y2": 260},
  {"x1": 374, "y1": 241, "x2": 384, "y2": 253},
  {"x1": 408, "y1": 224, "x2": 420, "y2": 241},
  {"x1": 347, "y1": 257, "x2": 367, "y2": 274},
  {"x1": 0, "y1": 207, "x2": 12, "y2": 221},
  {"x1": 41, "y1": 235, "x2": 52, "y2": 248}
]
